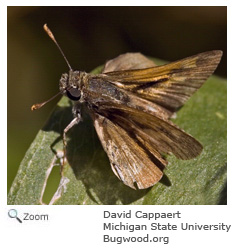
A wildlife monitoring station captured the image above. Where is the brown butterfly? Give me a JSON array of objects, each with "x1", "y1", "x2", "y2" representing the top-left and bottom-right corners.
[{"x1": 32, "y1": 24, "x2": 223, "y2": 190}]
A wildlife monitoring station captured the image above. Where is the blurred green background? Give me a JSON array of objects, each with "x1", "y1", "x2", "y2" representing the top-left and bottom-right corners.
[{"x1": 7, "y1": 6, "x2": 226, "y2": 194}]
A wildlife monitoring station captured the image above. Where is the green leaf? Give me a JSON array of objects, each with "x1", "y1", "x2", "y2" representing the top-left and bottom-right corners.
[{"x1": 8, "y1": 59, "x2": 227, "y2": 205}]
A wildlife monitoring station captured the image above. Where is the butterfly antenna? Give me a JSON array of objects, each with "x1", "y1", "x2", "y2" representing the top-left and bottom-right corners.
[
  {"x1": 31, "y1": 90, "x2": 63, "y2": 111},
  {"x1": 43, "y1": 24, "x2": 72, "y2": 70}
]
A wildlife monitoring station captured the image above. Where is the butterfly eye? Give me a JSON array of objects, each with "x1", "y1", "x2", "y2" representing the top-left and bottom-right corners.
[{"x1": 66, "y1": 88, "x2": 81, "y2": 101}]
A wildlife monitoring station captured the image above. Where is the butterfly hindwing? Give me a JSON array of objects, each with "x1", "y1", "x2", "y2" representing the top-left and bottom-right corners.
[{"x1": 93, "y1": 113, "x2": 164, "y2": 189}]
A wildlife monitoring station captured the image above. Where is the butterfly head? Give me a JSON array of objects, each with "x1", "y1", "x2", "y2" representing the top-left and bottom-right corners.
[{"x1": 59, "y1": 70, "x2": 83, "y2": 101}]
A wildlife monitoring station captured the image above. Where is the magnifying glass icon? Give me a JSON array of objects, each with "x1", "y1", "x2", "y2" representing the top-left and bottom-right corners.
[{"x1": 8, "y1": 209, "x2": 22, "y2": 223}]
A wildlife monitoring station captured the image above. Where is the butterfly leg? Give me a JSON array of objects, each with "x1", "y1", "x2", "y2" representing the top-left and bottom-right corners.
[{"x1": 61, "y1": 104, "x2": 81, "y2": 173}]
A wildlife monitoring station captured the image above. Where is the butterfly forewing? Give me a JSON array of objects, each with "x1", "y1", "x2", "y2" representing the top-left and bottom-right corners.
[
  {"x1": 100, "y1": 105, "x2": 203, "y2": 160},
  {"x1": 103, "y1": 50, "x2": 223, "y2": 111}
]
